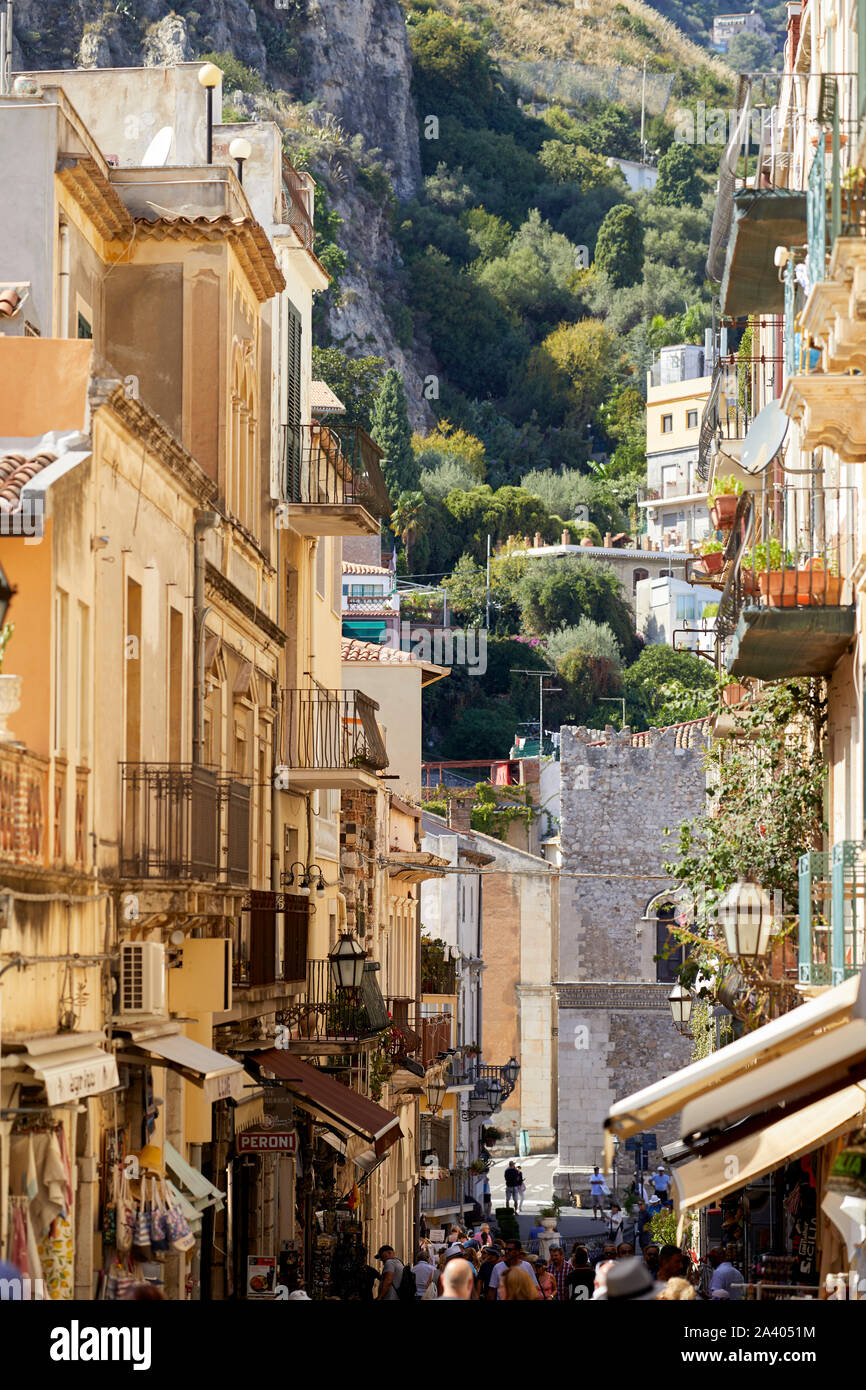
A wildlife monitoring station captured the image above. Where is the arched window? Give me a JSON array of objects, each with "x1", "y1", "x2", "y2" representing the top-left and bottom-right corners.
[
  {"x1": 655, "y1": 900, "x2": 686, "y2": 983},
  {"x1": 632, "y1": 567, "x2": 649, "y2": 594}
]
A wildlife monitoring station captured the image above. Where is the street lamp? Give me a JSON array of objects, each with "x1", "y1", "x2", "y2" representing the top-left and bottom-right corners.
[
  {"x1": 328, "y1": 932, "x2": 367, "y2": 992},
  {"x1": 229, "y1": 135, "x2": 251, "y2": 184},
  {"x1": 718, "y1": 877, "x2": 775, "y2": 960},
  {"x1": 503, "y1": 1056, "x2": 520, "y2": 1088},
  {"x1": 284, "y1": 861, "x2": 309, "y2": 895},
  {"x1": 198, "y1": 62, "x2": 221, "y2": 164},
  {"x1": 455, "y1": 1143, "x2": 467, "y2": 1169},
  {"x1": 425, "y1": 1074, "x2": 447, "y2": 1116},
  {"x1": 487, "y1": 1075, "x2": 504, "y2": 1112},
  {"x1": 668, "y1": 982, "x2": 693, "y2": 1033}
]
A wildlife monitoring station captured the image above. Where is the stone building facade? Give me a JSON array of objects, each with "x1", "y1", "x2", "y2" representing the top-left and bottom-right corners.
[{"x1": 555, "y1": 721, "x2": 709, "y2": 1175}]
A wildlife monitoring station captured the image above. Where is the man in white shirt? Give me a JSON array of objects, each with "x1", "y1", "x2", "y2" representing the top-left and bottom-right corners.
[
  {"x1": 412, "y1": 1249, "x2": 436, "y2": 1298},
  {"x1": 708, "y1": 1247, "x2": 744, "y2": 1301},
  {"x1": 589, "y1": 1166, "x2": 607, "y2": 1220},
  {"x1": 652, "y1": 1165, "x2": 673, "y2": 1209},
  {"x1": 487, "y1": 1241, "x2": 543, "y2": 1300}
]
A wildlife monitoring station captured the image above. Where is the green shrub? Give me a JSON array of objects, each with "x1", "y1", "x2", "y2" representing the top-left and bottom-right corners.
[{"x1": 197, "y1": 51, "x2": 264, "y2": 95}]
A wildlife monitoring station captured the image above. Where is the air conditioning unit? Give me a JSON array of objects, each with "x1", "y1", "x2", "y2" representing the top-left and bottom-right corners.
[{"x1": 118, "y1": 941, "x2": 167, "y2": 1017}]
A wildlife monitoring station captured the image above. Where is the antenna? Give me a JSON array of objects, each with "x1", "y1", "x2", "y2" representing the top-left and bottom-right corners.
[{"x1": 141, "y1": 126, "x2": 173, "y2": 167}]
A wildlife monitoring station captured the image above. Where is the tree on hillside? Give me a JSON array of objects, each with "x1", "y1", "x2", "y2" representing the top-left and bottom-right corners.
[
  {"x1": 726, "y1": 31, "x2": 774, "y2": 73},
  {"x1": 392, "y1": 491, "x2": 427, "y2": 570},
  {"x1": 517, "y1": 555, "x2": 636, "y2": 654},
  {"x1": 623, "y1": 644, "x2": 717, "y2": 727},
  {"x1": 370, "y1": 369, "x2": 419, "y2": 498},
  {"x1": 655, "y1": 144, "x2": 703, "y2": 209},
  {"x1": 594, "y1": 204, "x2": 645, "y2": 288},
  {"x1": 311, "y1": 348, "x2": 385, "y2": 431},
  {"x1": 521, "y1": 319, "x2": 619, "y2": 432}
]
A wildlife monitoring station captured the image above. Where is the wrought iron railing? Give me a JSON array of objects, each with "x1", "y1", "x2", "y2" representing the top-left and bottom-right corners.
[
  {"x1": 285, "y1": 422, "x2": 391, "y2": 518},
  {"x1": 714, "y1": 485, "x2": 855, "y2": 643},
  {"x1": 0, "y1": 744, "x2": 49, "y2": 868},
  {"x1": 281, "y1": 160, "x2": 314, "y2": 251},
  {"x1": 277, "y1": 958, "x2": 390, "y2": 1042},
  {"x1": 281, "y1": 688, "x2": 388, "y2": 772},
  {"x1": 697, "y1": 353, "x2": 784, "y2": 482},
  {"x1": 120, "y1": 763, "x2": 251, "y2": 882}
]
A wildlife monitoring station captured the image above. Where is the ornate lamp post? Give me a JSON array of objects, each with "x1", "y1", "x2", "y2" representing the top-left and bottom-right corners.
[
  {"x1": 424, "y1": 1074, "x2": 448, "y2": 1116},
  {"x1": 328, "y1": 932, "x2": 367, "y2": 991},
  {"x1": 718, "y1": 878, "x2": 775, "y2": 960},
  {"x1": 668, "y1": 982, "x2": 694, "y2": 1034}
]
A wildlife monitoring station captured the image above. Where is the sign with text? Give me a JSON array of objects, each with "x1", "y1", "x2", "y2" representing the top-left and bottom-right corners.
[
  {"x1": 237, "y1": 1127, "x2": 297, "y2": 1154},
  {"x1": 247, "y1": 1256, "x2": 276, "y2": 1296}
]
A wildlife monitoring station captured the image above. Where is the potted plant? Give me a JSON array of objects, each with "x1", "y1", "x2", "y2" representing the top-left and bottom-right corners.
[
  {"x1": 538, "y1": 1205, "x2": 558, "y2": 1230},
  {"x1": 746, "y1": 539, "x2": 797, "y2": 607},
  {"x1": 796, "y1": 554, "x2": 842, "y2": 607},
  {"x1": 721, "y1": 680, "x2": 749, "y2": 707},
  {"x1": 698, "y1": 537, "x2": 725, "y2": 576},
  {"x1": 0, "y1": 624, "x2": 20, "y2": 742},
  {"x1": 708, "y1": 476, "x2": 742, "y2": 531}
]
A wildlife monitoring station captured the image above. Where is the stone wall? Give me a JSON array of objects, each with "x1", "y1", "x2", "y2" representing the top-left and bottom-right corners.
[{"x1": 556, "y1": 723, "x2": 706, "y2": 1169}]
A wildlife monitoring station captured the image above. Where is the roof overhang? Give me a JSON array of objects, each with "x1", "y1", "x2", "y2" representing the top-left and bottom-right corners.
[
  {"x1": 114, "y1": 1026, "x2": 246, "y2": 1103},
  {"x1": 250, "y1": 1048, "x2": 402, "y2": 1156},
  {"x1": 727, "y1": 604, "x2": 855, "y2": 681}
]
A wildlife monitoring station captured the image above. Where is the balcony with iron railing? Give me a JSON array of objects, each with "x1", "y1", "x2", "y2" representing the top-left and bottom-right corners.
[
  {"x1": 232, "y1": 890, "x2": 309, "y2": 991},
  {"x1": 284, "y1": 420, "x2": 392, "y2": 538},
  {"x1": 799, "y1": 844, "x2": 865, "y2": 989},
  {"x1": 697, "y1": 352, "x2": 783, "y2": 483},
  {"x1": 119, "y1": 763, "x2": 251, "y2": 884},
  {"x1": 276, "y1": 958, "x2": 391, "y2": 1052},
  {"x1": 713, "y1": 484, "x2": 856, "y2": 681},
  {"x1": 279, "y1": 687, "x2": 388, "y2": 791}
]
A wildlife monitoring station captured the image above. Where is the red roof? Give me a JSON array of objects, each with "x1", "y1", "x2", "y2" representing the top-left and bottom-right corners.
[
  {"x1": 0, "y1": 450, "x2": 56, "y2": 511},
  {"x1": 252, "y1": 1049, "x2": 401, "y2": 1155}
]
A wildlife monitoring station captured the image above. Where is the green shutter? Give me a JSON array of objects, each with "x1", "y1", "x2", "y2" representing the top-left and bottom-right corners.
[
  {"x1": 859, "y1": 0, "x2": 866, "y2": 120},
  {"x1": 799, "y1": 850, "x2": 829, "y2": 986},
  {"x1": 285, "y1": 301, "x2": 302, "y2": 502},
  {"x1": 831, "y1": 840, "x2": 860, "y2": 986}
]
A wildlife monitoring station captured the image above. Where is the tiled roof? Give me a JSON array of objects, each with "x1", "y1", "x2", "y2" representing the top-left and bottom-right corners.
[
  {"x1": 342, "y1": 605, "x2": 397, "y2": 617},
  {"x1": 0, "y1": 451, "x2": 56, "y2": 511},
  {"x1": 310, "y1": 380, "x2": 345, "y2": 414},
  {"x1": 342, "y1": 561, "x2": 391, "y2": 575},
  {"x1": 341, "y1": 637, "x2": 422, "y2": 666}
]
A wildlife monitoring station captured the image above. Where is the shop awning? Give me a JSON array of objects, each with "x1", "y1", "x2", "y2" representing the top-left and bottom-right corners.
[
  {"x1": 671, "y1": 1080, "x2": 866, "y2": 1213},
  {"x1": 605, "y1": 971, "x2": 865, "y2": 1161},
  {"x1": 164, "y1": 1141, "x2": 225, "y2": 1214},
  {"x1": 118, "y1": 1030, "x2": 246, "y2": 1104},
  {"x1": 3, "y1": 1031, "x2": 119, "y2": 1107},
  {"x1": 231, "y1": 1077, "x2": 267, "y2": 1132},
  {"x1": 250, "y1": 1049, "x2": 402, "y2": 1156}
]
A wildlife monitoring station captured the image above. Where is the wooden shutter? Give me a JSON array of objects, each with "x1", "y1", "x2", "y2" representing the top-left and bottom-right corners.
[
  {"x1": 283, "y1": 894, "x2": 308, "y2": 985},
  {"x1": 285, "y1": 302, "x2": 302, "y2": 502},
  {"x1": 250, "y1": 908, "x2": 276, "y2": 987}
]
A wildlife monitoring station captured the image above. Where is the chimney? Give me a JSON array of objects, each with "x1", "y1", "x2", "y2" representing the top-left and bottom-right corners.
[
  {"x1": 561, "y1": 530, "x2": 569, "y2": 546},
  {"x1": 448, "y1": 796, "x2": 473, "y2": 833},
  {"x1": 534, "y1": 532, "x2": 542, "y2": 548},
  {"x1": 604, "y1": 532, "x2": 612, "y2": 548}
]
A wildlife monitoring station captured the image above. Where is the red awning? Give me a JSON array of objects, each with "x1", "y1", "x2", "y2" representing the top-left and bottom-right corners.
[{"x1": 251, "y1": 1049, "x2": 402, "y2": 1156}]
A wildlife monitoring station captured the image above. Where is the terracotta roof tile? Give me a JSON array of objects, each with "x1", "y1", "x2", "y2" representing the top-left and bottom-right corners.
[
  {"x1": 310, "y1": 380, "x2": 345, "y2": 414},
  {"x1": 342, "y1": 561, "x2": 391, "y2": 575},
  {"x1": 341, "y1": 637, "x2": 420, "y2": 665},
  {"x1": 0, "y1": 451, "x2": 56, "y2": 511}
]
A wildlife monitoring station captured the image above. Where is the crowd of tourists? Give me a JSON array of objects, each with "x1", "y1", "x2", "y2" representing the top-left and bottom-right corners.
[{"x1": 370, "y1": 1227, "x2": 745, "y2": 1301}]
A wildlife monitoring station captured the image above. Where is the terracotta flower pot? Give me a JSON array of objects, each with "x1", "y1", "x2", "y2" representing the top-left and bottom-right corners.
[
  {"x1": 709, "y1": 495, "x2": 739, "y2": 530},
  {"x1": 722, "y1": 683, "x2": 748, "y2": 707},
  {"x1": 699, "y1": 551, "x2": 725, "y2": 575},
  {"x1": 795, "y1": 563, "x2": 842, "y2": 607},
  {"x1": 757, "y1": 570, "x2": 798, "y2": 607}
]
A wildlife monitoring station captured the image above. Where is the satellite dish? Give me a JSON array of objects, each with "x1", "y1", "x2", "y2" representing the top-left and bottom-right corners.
[
  {"x1": 141, "y1": 126, "x2": 173, "y2": 167},
  {"x1": 739, "y1": 399, "x2": 789, "y2": 475}
]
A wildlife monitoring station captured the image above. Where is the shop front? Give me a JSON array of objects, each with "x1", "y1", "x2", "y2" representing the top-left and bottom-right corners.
[
  {"x1": 1, "y1": 1030, "x2": 119, "y2": 1300},
  {"x1": 606, "y1": 970, "x2": 866, "y2": 1298}
]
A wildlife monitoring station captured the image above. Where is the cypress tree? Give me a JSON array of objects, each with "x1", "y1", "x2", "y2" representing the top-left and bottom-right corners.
[{"x1": 370, "y1": 368, "x2": 419, "y2": 498}]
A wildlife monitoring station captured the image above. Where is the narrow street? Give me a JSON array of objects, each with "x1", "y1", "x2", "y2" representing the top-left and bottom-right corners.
[{"x1": 488, "y1": 1155, "x2": 602, "y2": 1247}]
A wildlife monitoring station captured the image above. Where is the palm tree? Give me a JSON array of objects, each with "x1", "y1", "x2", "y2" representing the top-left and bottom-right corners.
[{"x1": 392, "y1": 491, "x2": 425, "y2": 570}]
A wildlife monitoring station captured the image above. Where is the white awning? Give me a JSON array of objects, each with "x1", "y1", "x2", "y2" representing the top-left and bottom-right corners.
[
  {"x1": 165, "y1": 1140, "x2": 225, "y2": 1213},
  {"x1": 3, "y1": 1032, "x2": 119, "y2": 1107},
  {"x1": 605, "y1": 971, "x2": 865, "y2": 1164},
  {"x1": 120, "y1": 1032, "x2": 245, "y2": 1104},
  {"x1": 671, "y1": 1080, "x2": 866, "y2": 1212}
]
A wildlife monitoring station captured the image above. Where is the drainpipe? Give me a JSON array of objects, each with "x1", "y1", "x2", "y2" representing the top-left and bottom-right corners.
[
  {"x1": 58, "y1": 216, "x2": 70, "y2": 338},
  {"x1": 193, "y1": 511, "x2": 220, "y2": 765}
]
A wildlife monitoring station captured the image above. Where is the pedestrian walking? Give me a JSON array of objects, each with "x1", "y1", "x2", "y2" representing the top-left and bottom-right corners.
[
  {"x1": 375, "y1": 1244, "x2": 404, "y2": 1300},
  {"x1": 487, "y1": 1241, "x2": 542, "y2": 1300},
  {"x1": 438, "y1": 1258, "x2": 475, "y2": 1301},
  {"x1": 588, "y1": 1165, "x2": 607, "y2": 1220},
  {"x1": 606, "y1": 1202, "x2": 624, "y2": 1246},
  {"x1": 478, "y1": 1245, "x2": 500, "y2": 1298},
  {"x1": 566, "y1": 1246, "x2": 595, "y2": 1302},
  {"x1": 658, "y1": 1276, "x2": 696, "y2": 1300},
  {"x1": 599, "y1": 1256, "x2": 666, "y2": 1301},
  {"x1": 412, "y1": 1248, "x2": 436, "y2": 1299},
  {"x1": 548, "y1": 1245, "x2": 569, "y2": 1301},
  {"x1": 503, "y1": 1160, "x2": 521, "y2": 1210},
  {"x1": 475, "y1": 1222, "x2": 493, "y2": 1247},
  {"x1": 482, "y1": 1173, "x2": 492, "y2": 1218},
  {"x1": 636, "y1": 1199, "x2": 653, "y2": 1250},
  {"x1": 536, "y1": 1258, "x2": 557, "y2": 1300},
  {"x1": 501, "y1": 1268, "x2": 538, "y2": 1300},
  {"x1": 516, "y1": 1164, "x2": 526, "y2": 1211},
  {"x1": 643, "y1": 1243, "x2": 660, "y2": 1276},
  {"x1": 651, "y1": 1164, "x2": 673, "y2": 1209},
  {"x1": 708, "y1": 1246, "x2": 744, "y2": 1300},
  {"x1": 657, "y1": 1244, "x2": 686, "y2": 1282}
]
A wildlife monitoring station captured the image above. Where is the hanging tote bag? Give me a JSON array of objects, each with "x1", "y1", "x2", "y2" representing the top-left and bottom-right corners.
[
  {"x1": 132, "y1": 1176, "x2": 153, "y2": 1260},
  {"x1": 164, "y1": 1184, "x2": 196, "y2": 1253},
  {"x1": 149, "y1": 1178, "x2": 169, "y2": 1258},
  {"x1": 116, "y1": 1168, "x2": 135, "y2": 1253}
]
